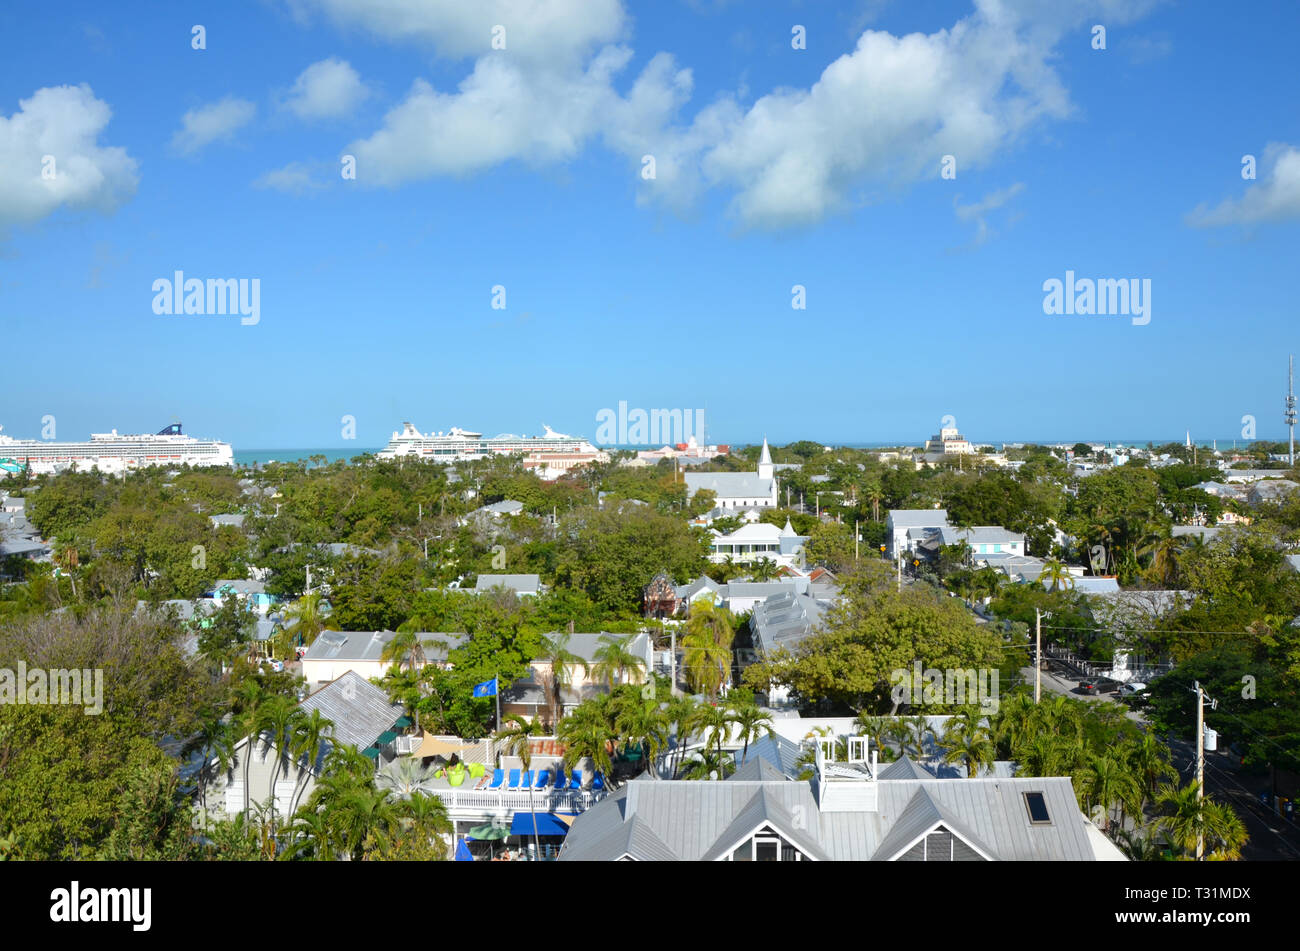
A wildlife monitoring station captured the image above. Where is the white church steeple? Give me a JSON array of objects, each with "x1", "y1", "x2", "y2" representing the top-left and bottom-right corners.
[{"x1": 758, "y1": 437, "x2": 774, "y2": 481}]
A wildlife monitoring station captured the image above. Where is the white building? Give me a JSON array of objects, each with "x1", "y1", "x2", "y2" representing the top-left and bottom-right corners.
[
  {"x1": 708, "y1": 518, "x2": 807, "y2": 568},
  {"x1": 684, "y1": 439, "x2": 778, "y2": 509}
]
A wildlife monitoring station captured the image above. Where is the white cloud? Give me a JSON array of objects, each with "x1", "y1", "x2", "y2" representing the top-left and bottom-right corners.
[
  {"x1": 0, "y1": 84, "x2": 139, "y2": 231},
  {"x1": 283, "y1": 58, "x2": 370, "y2": 119},
  {"x1": 953, "y1": 182, "x2": 1025, "y2": 246},
  {"x1": 285, "y1": 0, "x2": 626, "y2": 64},
  {"x1": 170, "y1": 97, "x2": 256, "y2": 155},
  {"x1": 254, "y1": 161, "x2": 327, "y2": 194},
  {"x1": 1186, "y1": 144, "x2": 1300, "y2": 228},
  {"x1": 299, "y1": 0, "x2": 1167, "y2": 228}
]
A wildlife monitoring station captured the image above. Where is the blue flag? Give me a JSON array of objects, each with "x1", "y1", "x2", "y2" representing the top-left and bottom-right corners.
[{"x1": 473, "y1": 677, "x2": 498, "y2": 698}]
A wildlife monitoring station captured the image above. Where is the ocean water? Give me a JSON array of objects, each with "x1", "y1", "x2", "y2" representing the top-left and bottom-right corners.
[{"x1": 233, "y1": 448, "x2": 381, "y2": 468}]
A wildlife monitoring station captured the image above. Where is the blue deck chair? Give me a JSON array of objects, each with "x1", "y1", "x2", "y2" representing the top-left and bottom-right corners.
[
  {"x1": 487, "y1": 769, "x2": 505, "y2": 789},
  {"x1": 568, "y1": 769, "x2": 583, "y2": 789},
  {"x1": 535, "y1": 770, "x2": 551, "y2": 788},
  {"x1": 506, "y1": 768, "x2": 521, "y2": 789},
  {"x1": 592, "y1": 772, "x2": 605, "y2": 791},
  {"x1": 552, "y1": 767, "x2": 567, "y2": 788},
  {"x1": 520, "y1": 770, "x2": 534, "y2": 789}
]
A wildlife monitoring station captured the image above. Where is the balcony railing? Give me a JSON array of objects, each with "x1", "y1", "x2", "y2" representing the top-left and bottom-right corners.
[{"x1": 427, "y1": 785, "x2": 607, "y2": 815}]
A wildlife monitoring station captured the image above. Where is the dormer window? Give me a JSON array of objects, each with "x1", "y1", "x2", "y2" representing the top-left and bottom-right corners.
[{"x1": 727, "y1": 824, "x2": 804, "y2": 861}]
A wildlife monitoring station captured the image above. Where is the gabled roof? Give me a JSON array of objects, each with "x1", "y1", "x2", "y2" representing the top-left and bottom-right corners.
[
  {"x1": 684, "y1": 472, "x2": 775, "y2": 500},
  {"x1": 871, "y1": 787, "x2": 996, "y2": 861},
  {"x1": 698, "y1": 786, "x2": 830, "y2": 862},
  {"x1": 888, "y1": 509, "x2": 950, "y2": 528},
  {"x1": 559, "y1": 775, "x2": 1100, "y2": 861},
  {"x1": 877, "y1": 756, "x2": 934, "y2": 780},
  {"x1": 298, "y1": 671, "x2": 405, "y2": 752}
]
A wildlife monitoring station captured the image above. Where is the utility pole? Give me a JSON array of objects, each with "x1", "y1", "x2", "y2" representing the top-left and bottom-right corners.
[
  {"x1": 855, "y1": 520, "x2": 859, "y2": 563},
  {"x1": 670, "y1": 626, "x2": 678, "y2": 697},
  {"x1": 1035, "y1": 608, "x2": 1042, "y2": 703},
  {"x1": 1191, "y1": 680, "x2": 1218, "y2": 861}
]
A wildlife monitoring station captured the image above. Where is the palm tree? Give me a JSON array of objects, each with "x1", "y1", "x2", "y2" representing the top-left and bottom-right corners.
[
  {"x1": 693, "y1": 703, "x2": 737, "y2": 777},
  {"x1": 287, "y1": 708, "x2": 334, "y2": 819},
  {"x1": 1126, "y1": 732, "x2": 1177, "y2": 813},
  {"x1": 1145, "y1": 533, "x2": 1181, "y2": 587},
  {"x1": 991, "y1": 693, "x2": 1036, "y2": 758},
  {"x1": 327, "y1": 786, "x2": 402, "y2": 860},
  {"x1": 731, "y1": 703, "x2": 774, "y2": 762},
  {"x1": 680, "y1": 748, "x2": 732, "y2": 780},
  {"x1": 381, "y1": 629, "x2": 427, "y2": 674},
  {"x1": 747, "y1": 558, "x2": 779, "y2": 582},
  {"x1": 1155, "y1": 782, "x2": 1211, "y2": 859},
  {"x1": 183, "y1": 713, "x2": 236, "y2": 821},
  {"x1": 1202, "y1": 800, "x2": 1248, "y2": 860},
  {"x1": 396, "y1": 792, "x2": 453, "y2": 860},
  {"x1": 885, "y1": 717, "x2": 913, "y2": 758},
  {"x1": 855, "y1": 713, "x2": 891, "y2": 760},
  {"x1": 1040, "y1": 557, "x2": 1074, "y2": 592},
  {"x1": 257, "y1": 696, "x2": 306, "y2": 837},
  {"x1": 557, "y1": 705, "x2": 615, "y2": 785},
  {"x1": 1079, "y1": 752, "x2": 1141, "y2": 832},
  {"x1": 940, "y1": 708, "x2": 996, "y2": 778},
  {"x1": 613, "y1": 693, "x2": 669, "y2": 779},
  {"x1": 495, "y1": 715, "x2": 544, "y2": 859},
  {"x1": 681, "y1": 629, "x2": 731, "y2": 700},
  {"x1": 906, "y1": 715, "x2": 932, "y2": 761},
  {"x1": 685, "y1": 599, "x2": 735, "y2": 652},
  {"x1": 1114, "y1": 826, "x2": 1167, "y2": 862},
  {"x1": 233, "y1": 679, "x2": 270, "y2": 816},
  {"x1": 375, "y1": 756, "x2": 437, "y2": 800},
  {"x1": 282, "y1": 807, "x2": 333, "y2": 861},
  {"x1": 538, "y1": 632, "x2": 589, "y2": 730},
  {"x1": 281, "y1": 590, "x2": 334, "y2": 649},
  {"x1": 664, "y1": 695, "x2": 700, "y2": 778},
  {"x1": 590, "y1": 634, "x2": 646, "y2": 690}
]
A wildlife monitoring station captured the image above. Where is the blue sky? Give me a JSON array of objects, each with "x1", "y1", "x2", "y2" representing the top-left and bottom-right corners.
[{"x1": 2, "y1": 0, "x2": 1299, "y2": 450}]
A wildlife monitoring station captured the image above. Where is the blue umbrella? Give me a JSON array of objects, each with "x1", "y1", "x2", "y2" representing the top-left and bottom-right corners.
[{"x1": 454, "y1": 837, "x2": 474, "y2": 862}]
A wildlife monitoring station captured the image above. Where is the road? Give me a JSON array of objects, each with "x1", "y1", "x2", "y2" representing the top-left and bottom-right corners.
[{"x1": 1024, "y1": 663, "x2": 1300, "y2": 860}]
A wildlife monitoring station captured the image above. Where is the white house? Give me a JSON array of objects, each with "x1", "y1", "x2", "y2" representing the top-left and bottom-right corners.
[{"x1": 708, "y1": 519, "x2": 807, "y2": 569}]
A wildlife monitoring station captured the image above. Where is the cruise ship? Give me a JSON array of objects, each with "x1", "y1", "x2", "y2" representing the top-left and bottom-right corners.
[
  {"x1": 378, "y1": 422, "x2": 608, "y2": 476},
  {"x1": 0, "y1": 423, "x2": 234, "y2": 476}
]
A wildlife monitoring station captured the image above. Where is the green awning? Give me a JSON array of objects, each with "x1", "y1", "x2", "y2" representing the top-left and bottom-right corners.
[
  {"x1": 377, "y1": 730, "x2": 398, "y2": 744},
  {"x1": 393, "y1": 716, "x2": 413, "y2": 728},
  {"x1": 362, "y1": 746, "x2": 380, "y2": 759}
]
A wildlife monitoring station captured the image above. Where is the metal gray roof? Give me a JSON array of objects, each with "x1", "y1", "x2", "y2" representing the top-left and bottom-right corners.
[
  {"x1": 298, "y1": 671, "x2": 404, "y2": 752},
  {"x1": 888, "y1": 509, "x2": 950, "y2": 528},
  {"x1": 684, "y1": 472, "x2": 775, "y2": 500},
  {"x1": 303, "y1": 630, "x2": 465, "y2": 663},
  {"x1": 559, "y1": 775, "x2": 1100, "y2": 861},
  {"x1": 870, "y1": 786, "x2": 994, "y2": 860},
  {"x1": 473, "y1": 573, "x2": 541, "y2": 594}
]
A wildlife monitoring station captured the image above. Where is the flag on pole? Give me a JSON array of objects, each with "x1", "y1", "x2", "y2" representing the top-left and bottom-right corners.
[{"x1": 473, "y1": 677, "x2": 498, "y2": 698}]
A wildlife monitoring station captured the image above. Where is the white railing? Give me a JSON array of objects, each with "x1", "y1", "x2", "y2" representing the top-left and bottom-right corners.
[{"x1": 428, "y1": 786, "x2": 605, "y2": 815}]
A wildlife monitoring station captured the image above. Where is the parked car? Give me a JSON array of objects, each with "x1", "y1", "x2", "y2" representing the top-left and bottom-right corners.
[
  {"x1": 1118, "y1": 682, "x2": 1150, "y2": 706},
  {"x1": 1076, "y1": 679, "x2": 1113, "y2": 695}
]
